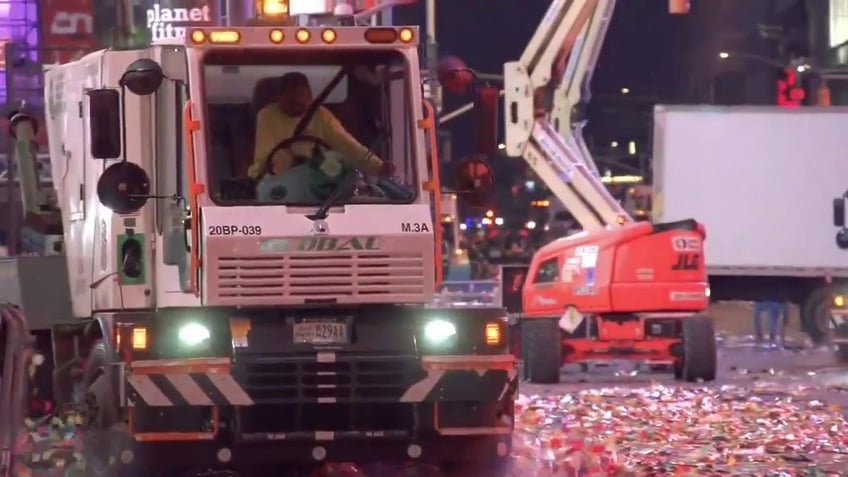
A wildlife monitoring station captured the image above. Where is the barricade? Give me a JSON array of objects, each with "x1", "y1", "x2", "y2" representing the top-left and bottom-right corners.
[{"x1": 0, "y1": 303, "x2": 30, "y2": 477}]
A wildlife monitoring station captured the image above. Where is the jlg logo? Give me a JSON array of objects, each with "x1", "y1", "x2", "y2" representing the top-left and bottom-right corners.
[
  {"x1": 671, "y1": 236, "x2": 700, "y2": 252},
  {"x1": 671, "y1": 253, "x2": 700, "y2": 271}
]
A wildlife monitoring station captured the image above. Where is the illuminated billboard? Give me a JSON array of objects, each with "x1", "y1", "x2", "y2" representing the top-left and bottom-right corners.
[
  {"x1": 146, "y1": 1, "x2": 213, "y2": 43},
  {"x1": 831, "y1": 0, "x2": 848, "y2": 47},
  {"x1": 39, "y1": 0, "x2": 96, "y2": 63}
]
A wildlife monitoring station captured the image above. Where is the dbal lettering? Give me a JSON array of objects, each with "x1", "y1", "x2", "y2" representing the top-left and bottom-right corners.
[{"x1": 299, "y1": 237, "x2": 379, "y2": 252}]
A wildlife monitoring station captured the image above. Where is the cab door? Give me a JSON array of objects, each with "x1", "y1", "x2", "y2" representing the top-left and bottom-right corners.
[{"x1": 522, "y1": 256, "x2": 565, "y2": 317}]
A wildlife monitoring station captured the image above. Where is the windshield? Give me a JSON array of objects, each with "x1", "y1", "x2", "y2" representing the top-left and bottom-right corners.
[{"x1": 202, "y1": 48, "x2": 417, "y2": 205}]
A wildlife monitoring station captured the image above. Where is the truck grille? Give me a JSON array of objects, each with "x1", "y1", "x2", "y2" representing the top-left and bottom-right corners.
[
  {"x1": 237, "y1": 355, "x2": 424, "y2": 404},
  {"x1": 213, "y1": 253, "x2": 426, "y2": 299}
]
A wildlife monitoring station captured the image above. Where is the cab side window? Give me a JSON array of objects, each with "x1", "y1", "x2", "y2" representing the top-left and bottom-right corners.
[{"x1": 533, "y1": 257, "x2": 559, "y2": 283}]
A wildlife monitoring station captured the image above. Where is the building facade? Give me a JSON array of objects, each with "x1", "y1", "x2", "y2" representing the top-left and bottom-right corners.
[{"x1": 819, "y1": 0, "x2": 848, "y2": 103}]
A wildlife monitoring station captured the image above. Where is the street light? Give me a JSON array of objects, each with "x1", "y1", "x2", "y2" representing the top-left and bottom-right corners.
[
  {"x1": 719, "y1": 50, "x2": 818, "y2": 75},
  {"x1": 717, "y1": 50, "x2": 785, "y2": 69},
  {"x1": 717, "y1": 50, "x2": 831, "y2": 106}
]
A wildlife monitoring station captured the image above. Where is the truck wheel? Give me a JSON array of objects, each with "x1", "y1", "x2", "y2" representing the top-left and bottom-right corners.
[
  {"x1": 835, "y1": 323, "x2": 848, "y2": 363},
  {"x1": 521, "y1": 319, "x2": 561, "y2": 384},
  {"x1": 79, "y1": 343, "x2": 127, "y2": 477},
  {"x1": 681, "y1": 316, "x2": 717, "y2": 382},
  {"x1": 802, "y1": 287, "x2": 832, "y2": 345}
]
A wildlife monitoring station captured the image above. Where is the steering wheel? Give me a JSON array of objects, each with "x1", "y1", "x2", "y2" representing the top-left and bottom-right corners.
[
  {"x1": 264, "y1": 135, "x2": 331, "y2": 176},
  {"x1": 260, "y1": 134, "x2": 358, "y2": 202}
]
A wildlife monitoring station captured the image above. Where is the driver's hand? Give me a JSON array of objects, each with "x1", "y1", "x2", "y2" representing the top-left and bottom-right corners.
[
  {"x1": 269, "y1": 149, "x2": 295, "y2": 175},
  {"x1": 378, "y1": 160, "x2": 396, "y2": 177}
]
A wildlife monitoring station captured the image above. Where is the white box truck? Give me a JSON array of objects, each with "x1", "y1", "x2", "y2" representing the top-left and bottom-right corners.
[{"x1": 652, "y1": 105, "x2": 848, "y2": 343}]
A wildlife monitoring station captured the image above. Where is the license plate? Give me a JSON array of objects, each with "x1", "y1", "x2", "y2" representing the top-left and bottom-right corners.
[{"x1": 293, "y1": 321, "x2": 349, "y2": 344}]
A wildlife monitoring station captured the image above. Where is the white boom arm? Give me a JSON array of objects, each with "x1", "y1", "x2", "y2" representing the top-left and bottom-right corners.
[
  {"x1": 551, "y1": 0, "x2": 615, "y2": 177},
  {"x1": 503, "y1": 0, "x2": 630, "y2": 231}
]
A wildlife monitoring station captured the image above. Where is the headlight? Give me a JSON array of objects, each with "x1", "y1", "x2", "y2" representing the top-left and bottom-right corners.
[
  {"x1": 178, "y1": 322, "x2": 210, "y2": 346},
  {"x1": 423, "y1": 319, "x2": 457, "y2": 343},
  {"x1": 836, "y1": 295, "x2": 845, "y2": 308}
]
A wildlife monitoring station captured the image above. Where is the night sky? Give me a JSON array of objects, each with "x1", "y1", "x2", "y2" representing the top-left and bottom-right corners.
[{"x1": 393, "y1": 0, "x2": 690, "y2": 160}]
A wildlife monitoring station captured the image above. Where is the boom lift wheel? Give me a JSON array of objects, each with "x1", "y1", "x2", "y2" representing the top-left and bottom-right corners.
[
  {"x1": 678, "y1": 315, "x2": 717, "y2": 382},
  {"x1": 673, "y1": 360, "x2": 683, "y2": 380},
  {"x1": 79, "y1": 342, "x2": 133, "y2": 477},
  {"x1": 521, "y1": 318, "x2": 562, "y2": 384}
]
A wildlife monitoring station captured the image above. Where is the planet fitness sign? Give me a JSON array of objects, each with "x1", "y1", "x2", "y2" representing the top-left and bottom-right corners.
[{"x1": 145, "y1": 2, "x2": 213, "y2": 42}]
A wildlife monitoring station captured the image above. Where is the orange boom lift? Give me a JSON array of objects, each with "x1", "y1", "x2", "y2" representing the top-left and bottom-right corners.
[{"x1": 445, "y1": 0, "x2": 716, "y2": 383}]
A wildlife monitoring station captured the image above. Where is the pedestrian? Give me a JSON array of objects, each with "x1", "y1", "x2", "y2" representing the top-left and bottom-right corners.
[
  {"x1": 753, "y1": 300, "x2": 782, "y2": 345},
  {"x1": 779, "y1": 301, "x2": 791, "y2": 345}
]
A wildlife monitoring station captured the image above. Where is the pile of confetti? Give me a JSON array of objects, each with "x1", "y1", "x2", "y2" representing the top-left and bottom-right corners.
[
  {"x1": 12, "y1": 412, "x2": 84, "y2": 477},
  {"x1": 512, "y1": 384, "x2": 848, "y2": 476},
  {"x1": 12, "y1": 383, "x2": 848, "y2": 476}
]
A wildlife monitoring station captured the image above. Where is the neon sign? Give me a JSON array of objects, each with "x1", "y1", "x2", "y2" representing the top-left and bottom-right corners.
[{"x1": 146, "y1": 3, "x2": 213, "y2": 42}]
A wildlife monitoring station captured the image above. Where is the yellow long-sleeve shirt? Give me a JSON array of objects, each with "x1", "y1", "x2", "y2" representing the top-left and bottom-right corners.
[{"x1": 248, "y1": 104, "x2": 383, "y2": 179}]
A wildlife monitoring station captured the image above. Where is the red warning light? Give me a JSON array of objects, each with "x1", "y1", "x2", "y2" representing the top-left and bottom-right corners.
[{"x1": 777, "y1": 68, "x2": 805, "y2": 107}]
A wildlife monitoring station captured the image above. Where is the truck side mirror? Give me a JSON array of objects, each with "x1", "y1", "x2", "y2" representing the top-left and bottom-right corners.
[
  {"x1": 96, "y1": 161, "x2": 150, "y2": 214},
  {"x1": 87, "y1": 89, "x2": 122, "y2": 159},
  {"x1": 454, "y1": 156, "x2": 494, "y2": 208},
  {"x1": 834, "y1": 198, "x2": 845, "y2": 227},
  {"x1": 120, "y1": 59, "x2": 164, "y2": 96},
  {"x1": 474, "y1": 86, "x2": 500, "y2": 156}
]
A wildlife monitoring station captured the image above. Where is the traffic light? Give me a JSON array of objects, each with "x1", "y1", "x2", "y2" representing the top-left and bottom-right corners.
[
  {"x1": 474, "y1": 86, "x2": 499, "y2": 156},
  {"x1": 777, "y1": 68, "x2": 805, "y2": 107},
  {"x1": 669, "y1": 0, "x2": 690, "y2": 14}
]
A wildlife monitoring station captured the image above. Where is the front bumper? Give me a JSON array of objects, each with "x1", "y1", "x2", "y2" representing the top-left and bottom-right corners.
[
  {"x1": 127, "y1": 434, "x2": 511, "y2": 468},
  {"x1": 118, "y1": 353, "x2": 517, "y2": 462},
  {"x1": 562, "y1": 337, "x2": 682, "y2": 362}
]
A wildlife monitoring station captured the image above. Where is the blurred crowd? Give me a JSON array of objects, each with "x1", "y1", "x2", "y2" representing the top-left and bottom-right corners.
[{"x1": 452, "y1": 225, "x2": 573, "y2": 279}]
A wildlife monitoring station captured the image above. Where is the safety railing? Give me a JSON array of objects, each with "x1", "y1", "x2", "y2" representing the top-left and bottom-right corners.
[
  {"x1": 0, "y1": 303, "x2": 29, "y2": 477},
  {"x1": 433, "y1": 279, "x2": 502, "y2": 308}
]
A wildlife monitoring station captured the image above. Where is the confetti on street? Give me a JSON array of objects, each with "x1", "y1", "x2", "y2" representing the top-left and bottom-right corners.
[
  {"x1": 512, "y1": 384, "x2": 848, "y2": 476},
  {"x1": 12, "y1": 412, "x2": 84, "y2": 477},
  {"x1": 12, "y1": 345, "x2": 848, "y2": 476}
]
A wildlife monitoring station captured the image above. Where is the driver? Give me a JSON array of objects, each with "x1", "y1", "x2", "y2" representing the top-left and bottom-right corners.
[{"x1": 248, "y1": 72, "x2": 391, "y2": 180}]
